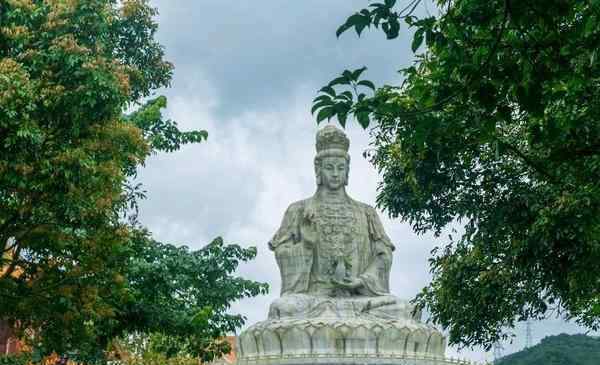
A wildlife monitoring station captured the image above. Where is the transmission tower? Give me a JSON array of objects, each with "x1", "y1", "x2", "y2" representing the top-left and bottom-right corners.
[
  {"x1": 525, "y1": 320, "x2": 533, "y2": 348},
  {"x1": 493, "y1": 341, "x2": 504, "y2": 364}
]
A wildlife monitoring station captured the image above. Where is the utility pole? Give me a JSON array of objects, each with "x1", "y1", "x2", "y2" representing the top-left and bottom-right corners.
[
  {"x1": 493, "y1": 341, "x2": 504, "y2": 364},
  {"x1": 525, "y1": 320, "x2": 533, "y2": 349}
]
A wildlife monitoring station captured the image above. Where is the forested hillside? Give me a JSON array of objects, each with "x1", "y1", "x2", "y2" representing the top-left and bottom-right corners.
[{"x1": 497, "y1": 334, "x2": 600, "y2": 365}]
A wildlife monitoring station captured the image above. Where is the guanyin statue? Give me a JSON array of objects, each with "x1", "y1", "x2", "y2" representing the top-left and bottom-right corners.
[
  {"x1": 237, "y1": 125, "x2": 456, "y2": 365},
  {"x1": 267, "y1": 125, "x2": 415, "y2": 321}
]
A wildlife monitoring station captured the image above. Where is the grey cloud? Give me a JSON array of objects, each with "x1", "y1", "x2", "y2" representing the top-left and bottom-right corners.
[{"x1": 151, "y1": 0, "x2": 411, "y2": 118}]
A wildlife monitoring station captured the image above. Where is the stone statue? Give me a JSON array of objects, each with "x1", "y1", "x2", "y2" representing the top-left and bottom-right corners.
[
  {"x1": 237, "y1": 126, "x2": 451, "y2": 365},
  {"x1": 267, "y1": 125, "x2": 410, "y2": 320}
]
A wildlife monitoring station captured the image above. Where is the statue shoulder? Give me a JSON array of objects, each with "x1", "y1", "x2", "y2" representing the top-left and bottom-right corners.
[
  {"x1": 349, "y1": 198, "x2": 395, "y2": 250},
  {"x1": 284, "y1": 197, "x2": 312, "y2": 216},
  {"x1": 270, "y1": 197, "x2": 314, "y2": 250},
  {"x1": 348, "y1": 197, "x2": 377, "y2": 215}
]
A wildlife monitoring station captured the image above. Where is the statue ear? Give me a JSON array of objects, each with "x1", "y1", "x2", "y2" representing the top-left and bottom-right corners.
[
  {"x1": 314, "y1": 158, "x2": 322, "y2": 185},
  {"x1": 344, "y1": 157, "x2": 350, "y2": 186}
]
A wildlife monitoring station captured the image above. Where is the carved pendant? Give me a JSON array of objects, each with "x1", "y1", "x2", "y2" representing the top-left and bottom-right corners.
[{"x1": 315, "y1": 200, "x2": 357, "y2": 280}]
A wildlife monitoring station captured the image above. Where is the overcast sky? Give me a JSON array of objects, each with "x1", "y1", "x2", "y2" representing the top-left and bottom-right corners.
[{"x1": 137, "y1": 1, "x2": 593, "y2": 362}]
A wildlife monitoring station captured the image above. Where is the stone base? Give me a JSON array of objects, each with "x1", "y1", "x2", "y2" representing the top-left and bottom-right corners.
[
  {"x1": 237, "y1": 353, "x2": 471, "y2": 365},
  {"x1": 237, "y1": 316, "x2": 453, "y2": 365}
]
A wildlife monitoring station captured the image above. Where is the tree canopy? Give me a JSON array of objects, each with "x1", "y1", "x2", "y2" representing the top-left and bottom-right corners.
[
  {"x1": 0, "y1": 0, "x2": 267, "y2": 362},
  {"x1": 312, "y1": 0, "x2": 600, "y2": 349}
]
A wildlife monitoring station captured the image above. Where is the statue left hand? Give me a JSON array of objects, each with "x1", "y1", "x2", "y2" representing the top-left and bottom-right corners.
[{"x1": 332, "y1": 277, "x2": 363, "y2": 290}]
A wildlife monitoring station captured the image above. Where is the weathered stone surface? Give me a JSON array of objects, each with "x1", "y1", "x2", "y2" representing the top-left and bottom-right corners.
[
  {"x1": 238, "y1": 316, "x2": 445, "y2": 358},
  {"x1": 238, "y1": 126, "x2": 461, "y2": 365}
]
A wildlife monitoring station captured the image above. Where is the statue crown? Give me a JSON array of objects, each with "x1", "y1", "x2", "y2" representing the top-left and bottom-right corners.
[{"x1": 315, "y1": 125, "x2": 349, "y2": 156}]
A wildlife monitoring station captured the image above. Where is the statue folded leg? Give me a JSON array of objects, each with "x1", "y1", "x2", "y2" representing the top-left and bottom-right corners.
[{"x1": 268, "y1": 293, "x2": 421, "y2": 321}]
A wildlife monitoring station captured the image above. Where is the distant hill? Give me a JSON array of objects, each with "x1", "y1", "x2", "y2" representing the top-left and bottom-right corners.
[{"x1": 497, "y1": 334, "x2": 600, "y2": 365}]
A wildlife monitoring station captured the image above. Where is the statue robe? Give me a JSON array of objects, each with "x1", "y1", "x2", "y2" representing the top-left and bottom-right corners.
[{"x1": 268, "y1": 193, "x2": 395, "y2": 297}]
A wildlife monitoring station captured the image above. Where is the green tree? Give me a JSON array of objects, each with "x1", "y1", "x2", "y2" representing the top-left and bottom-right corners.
[
  {"x1": 312, "y1": 0, "x2": 600, "y2": 349},
  {"x1": 0, "y1": 0, "x2": 266, "y2": 362},
  {"x1": 114, "y1": 233, "x2": 267, "y2": 363}
]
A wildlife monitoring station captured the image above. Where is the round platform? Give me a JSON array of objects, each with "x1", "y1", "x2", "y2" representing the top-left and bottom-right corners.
[{"x1": 237, "y1": 315, "x2": 464, "y2": 365}]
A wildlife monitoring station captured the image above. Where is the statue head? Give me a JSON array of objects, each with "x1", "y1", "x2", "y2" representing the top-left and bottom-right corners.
[{"x1": 314, "y1": 125, "x2": 350, "y2": 190}]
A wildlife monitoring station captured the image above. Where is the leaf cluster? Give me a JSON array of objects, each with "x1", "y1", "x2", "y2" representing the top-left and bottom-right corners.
[
  {"x1": 112, "y1": 232, "x2": 268, "y2": 363},
  {"x1": 0, "y1": 354, "x2": 30, "y2": 365},
  {"x1": 312, "y1": 66, "x2": 375, "y2": 128}
]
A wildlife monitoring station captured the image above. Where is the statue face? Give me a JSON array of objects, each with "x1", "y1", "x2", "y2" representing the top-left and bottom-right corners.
[{"x1": 319, "y1": 156, "x2": 348, "y2": 191}]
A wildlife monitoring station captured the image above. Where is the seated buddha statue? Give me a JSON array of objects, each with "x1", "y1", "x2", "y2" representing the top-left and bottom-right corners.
[{"x1": 267, "y1": 125, "x2": 420, "y2": 321}]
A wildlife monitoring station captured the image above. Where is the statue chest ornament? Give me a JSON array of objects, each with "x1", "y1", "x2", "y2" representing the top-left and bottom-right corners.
[{"x1": 314, "y1": 200, "x2": 359, "y2": 282}]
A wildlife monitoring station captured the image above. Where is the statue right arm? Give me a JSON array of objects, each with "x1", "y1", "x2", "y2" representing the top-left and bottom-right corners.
[
  {"x1": 268, "y1": 202, "x2": 302, "y2": 250},
  {"x1": 269, "y1": 200, "x2": 315, "y2": 295}
]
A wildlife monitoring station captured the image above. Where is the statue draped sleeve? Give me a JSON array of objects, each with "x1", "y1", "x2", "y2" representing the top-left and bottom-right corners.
[
  {"x1": 358, "y1": 206, "x2": 395, "y2": 296},
  {"x1": 268, "y1": 201, "x2": 313, "y2": 296}
]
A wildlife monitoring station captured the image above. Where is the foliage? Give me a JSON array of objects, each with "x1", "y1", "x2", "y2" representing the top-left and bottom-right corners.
[
  {"x1": 0, "y1": 0, "x2": 265, "y2": 362},
  {"x1": 114, "y1": 352, "x2": 199, "y2": 365},
  {"x1": 0, "y1": 354, "x2": 30, "y2": 365},
  {"x1": 313, "y1": 0, "x2": 600, "y2": 349},
  {"x1": 497, "y1": 334, "x2": 600, "y2": 365},
  {"x1": 113, "y1": 233, "x2": 267, "y2": 362},
  {"x1": 110, "y1": 332, "x2": 233, "y2": 365}
]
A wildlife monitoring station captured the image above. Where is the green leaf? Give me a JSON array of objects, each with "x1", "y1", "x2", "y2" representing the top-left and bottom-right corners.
[
  {"x1": 386, "y1": 18, "x2": 400, "y2": 39},
  {"x1": 319, "y1": 85, "x2": 336, "y2": 96},
  {"x1": 358, "y1": 80, "x2": 376, "y2": 90},
  {"x1": 334, "y1": 101, "x2": 350, "y2": 115},
  {"x1": 336, "y1": 22, "x2": 352, "y2": 37},
  {"x1": 339, "y1": 90, "x2": 354, "y2": 101},
  {"x1": 337, "y1": 13, "x2": 364, "y2": 38},
  {"x1": 412, "y1": 28, "x2": 425, "y2": 52},
  {"x1": 355, "y1": 22, "x2": 367, "y2": 36},
  {"x1": 338, "y1": 112, "x2": 348, "y2": 127},
  {"x1": 313, "y1": 94, "x2": 331, "y2": 104},
  {"x1": 354, "y1": 14, "x2": 371, "y2": 36},
  {"x1": 329, "y1": 76, "x2": 349, "y2": 87},
  {"x1": 316, "y1": 106, "x2": 335, "y2": 123},
  {"x1": 311, "y1": 100, "x2": 331, "y2": 115},
  {"x1": 356, "y1": 111, "x2": 371, "y2": 128},
  {"x1": 351, "y1": 66, "x2": 368, "y2": 81}
]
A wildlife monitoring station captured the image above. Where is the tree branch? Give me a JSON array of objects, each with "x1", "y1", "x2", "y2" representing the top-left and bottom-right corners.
[
  {"x1": 2, "y1": 238, "x2": 18, "y2": 265},
  {"x1": 0, "y1": 244, "x2": 22, "y2": 280},
  {"x1": 497, "y1": 139, "x2": 575, "y2": 189},
  {"x1": 398, "y1": 0, "x2": 423, "y2": 17}
]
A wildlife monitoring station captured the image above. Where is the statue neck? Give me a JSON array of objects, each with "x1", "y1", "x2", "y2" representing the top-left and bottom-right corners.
[{"x1": 316, "y1": 186, "x2": 348, "y2": 202}]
